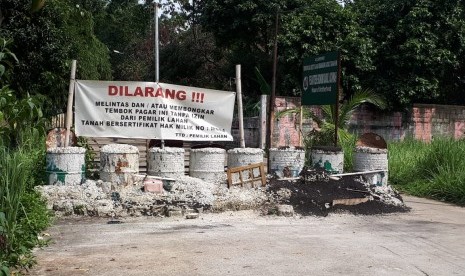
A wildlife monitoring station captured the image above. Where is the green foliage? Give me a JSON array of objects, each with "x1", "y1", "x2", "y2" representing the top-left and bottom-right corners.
[
  {"x1": 277, "y1": 89, "x2": 384, "y2": 172},
  {"x1": 93, "y1": 0, "x2": 153, "y2": 81},
  {"x1": 0, "y1": 38, "x2": 46, "y2": 149},
  {"x1": 30, "y1": 0, "x2": 46, "y2": 13},
  {"x1": 77, "y1": 136, "x2": 98, "y2": 179},
  {"x1": 388, "y1": 138, "x2": 427, "y2": 185},
  {"x1": 0, "y1": 132, "x2": 51, "y2": 271},
  {"x1": 253, "y1": 67, "x2": 271, "y2": 95},
  {"x1": 0, "y1": 147, "x2": 52, "y2": 271},
  {"x1": 0, "y1": 38, "x2": 18, "y2": 85},
  {"x1": 0, "y1": 36, "x2": 51, "y2": 273},
  {"x1": 277, "y1": 89, "x2": 386, "y2": 147},
  {"x1": 347, "y1": 0, "x2": 465, "y2": 108},
  {"x1": 0, "y1": 0, "x2": 111, "y2": 115},
  {"x1": 0, "y1": 149, "x2": 33, "y2": 269},
  {"x1": 388, "y1": 138, "x2": 465, "y2": 205}
]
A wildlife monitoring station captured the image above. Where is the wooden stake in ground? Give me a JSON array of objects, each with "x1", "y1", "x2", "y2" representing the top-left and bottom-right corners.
[
  {"x1": 299, "y1": 105, "x2": 303, "y2": 147},
  {"x1": 236, "y1": 64, "x2": 245, "y2": 148},
  {"x1": 64, "y1": 60, "x2": 77, "y2": 148}
]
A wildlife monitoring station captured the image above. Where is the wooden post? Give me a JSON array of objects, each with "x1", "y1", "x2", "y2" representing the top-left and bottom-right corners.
[
  {"x1": 260, "y1": 95, "x2": 268, "y2": 149},
  {"x1": 334, "y1": 52, "x2": 341, "y2": 147},
  {"x1": 236, "y1": 64, "x2": 245, "y2": 148},
  {"x1": 154, "y1": 2, "x2": 165, "y2": 149},
  {"x1": 299, "y1": 105, "x2": 304, "y2": 147},
  {"x1": 267, "y1": 9, "x2": 279, "y2": 150},
  {"x1": 64, "y1": 60, "x2": 77, "y2": 148}
]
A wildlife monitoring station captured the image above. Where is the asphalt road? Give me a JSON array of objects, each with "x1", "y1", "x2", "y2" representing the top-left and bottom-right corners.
[{"x1": 29, "y1": 196, "x2": 465, "y2": 276}]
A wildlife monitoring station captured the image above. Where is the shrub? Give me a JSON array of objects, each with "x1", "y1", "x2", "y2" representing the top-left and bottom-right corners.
[{"x1": 388, "y1": 138, "x2": 465, "y2": 205}]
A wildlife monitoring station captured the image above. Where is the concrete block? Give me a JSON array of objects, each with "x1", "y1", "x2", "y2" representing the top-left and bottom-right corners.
[
  {"x1": 277, "y1": 204, "x2": 294, "y2": 217},
  {"x1": 144, "y1": 180, "x2": 164, "y2": 193},
  {"x1": 167, "y1": 210, "x2": 183, "y2": 217},
  {"x1": 186, "y1": 213, "x2": 199, "y2": 219}
]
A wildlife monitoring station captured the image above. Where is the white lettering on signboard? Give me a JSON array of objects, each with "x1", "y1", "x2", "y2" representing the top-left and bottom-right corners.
[
  {"x1": 303, "y1": 60, "x2": 338, "y2": 72},
  {"x1": 308, "y1": 72, "x2": 338, "y2": 86},
  {"x1": 75, "y1": 80, "x2": 236, "y2": 141}
]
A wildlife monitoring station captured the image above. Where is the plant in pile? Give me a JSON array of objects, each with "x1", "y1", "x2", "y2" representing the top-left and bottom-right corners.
[
  {"x1": 0, "y1": 37, "x2": 52, "y2": 275},
  {"x1": 276, "y1": 89, "x2": 386, "y2": 171}
]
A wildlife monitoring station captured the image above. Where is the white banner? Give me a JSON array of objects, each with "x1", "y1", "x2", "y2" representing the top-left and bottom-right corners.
[{"x1": 75, "y1": 80, "x2": 236, "y2": 141}]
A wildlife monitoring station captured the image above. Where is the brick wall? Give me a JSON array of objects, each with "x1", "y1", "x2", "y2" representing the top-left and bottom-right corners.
[
  {"x1": 227, "y1": 99, "x2": 465, "y2": 148},
  {"x1": 348, "y1": 104, "x2": 465, "y2": 142}
]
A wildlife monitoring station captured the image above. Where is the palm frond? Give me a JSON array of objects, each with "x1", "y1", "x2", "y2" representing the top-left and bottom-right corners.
[
  {"x1": 275, "y1": 107, "x2": 323, "y2": 125},
  {"x1": 339, "y1": 89, "x2": 386, "y2": 128},
  {"x1": 275, "y1": 89, "x2": 384, "y2": 147}
]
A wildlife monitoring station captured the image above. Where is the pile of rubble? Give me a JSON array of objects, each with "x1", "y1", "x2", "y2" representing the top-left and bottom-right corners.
[
  {"x1": 36, "y1": 173, "x2": 269, "y2": 218},
  {"x1": 36, "y1": 169, "x2": 408, "y2": 218},
  {"x1": 268, "y1": 168, "x2": 408, "y2": 216}
]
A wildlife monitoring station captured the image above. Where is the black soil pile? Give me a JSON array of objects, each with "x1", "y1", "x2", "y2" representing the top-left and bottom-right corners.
[{"x1": 267, "y1": 168, "x2": 410, "y2": 216}]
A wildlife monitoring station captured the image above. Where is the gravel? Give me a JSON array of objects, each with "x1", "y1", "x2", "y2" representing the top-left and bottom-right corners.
[
  {"x1": 354, "y1": 146, "x2": 388, "y2": 154},
  {"x1": 101, "y1": 144, "x2": 139, "y2": 153},
  {"x1": 227, "y1": 148, "x2": 264, "y2": 155},
  {"x1": 37, "y1": 168, "x2": 407, "y2": 218},
  {"x1": 46, "y1": 147, "x2": 86, "y2": 154},
  {"x1": 149, "y1": 147, "x2": 184, "y2": 153}
]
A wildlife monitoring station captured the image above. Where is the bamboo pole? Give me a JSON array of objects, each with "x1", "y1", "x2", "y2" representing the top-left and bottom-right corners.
[
  {"x1": 260, "y1": 95, "x2": 268, "y2": 149},
  {"x1": 236, "y1": 64, "x2": 245, "y2": 148},
  {"x1": 64, "y1": 60, "x2": 77, "y2": 148}
]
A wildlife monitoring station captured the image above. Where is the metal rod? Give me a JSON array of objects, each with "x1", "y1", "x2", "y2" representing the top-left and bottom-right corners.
[
  {"x1": 64, "y1": 60, "x2": 77, "y2": 148},
  {"x1": 154, "y1": 2, "x2": 159, "y2": 83},
  {"x1": 330, "y1": 170, "x2": 388, "y2": 177},
  {"x1": 236, "y1": 64, "x2": 245, "y2": 148},
  {"x1": 154, "y1": 2, "x2": 164, "y2": 149}
]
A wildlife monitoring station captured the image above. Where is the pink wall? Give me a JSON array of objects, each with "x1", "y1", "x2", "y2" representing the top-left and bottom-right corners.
[{"x1": 270, "y1": 99, "x2": 465, "y2": 147}]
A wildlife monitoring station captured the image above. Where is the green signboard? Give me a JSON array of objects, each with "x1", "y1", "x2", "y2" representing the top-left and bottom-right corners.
[{"x1": 302, "y1": 51, "x2": 340, "y2": 105}]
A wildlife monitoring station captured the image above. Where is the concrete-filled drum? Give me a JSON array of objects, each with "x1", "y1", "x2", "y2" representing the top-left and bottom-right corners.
[
  {"x1": 353, "y1": 146, "x2": 388, "y2": 186},
  {"x1": 100, "y1": 144, "x2": 139, "y2": 186},
  {"x1": 310, "y1": 146, "x2": 344, "y2": 174},
  {"x1": 148, "y1": 147, "x2": 185, "y2": 178},
  {"x1": 269, "y1": 147, "x2": 305, "y2": 178},
  {"x1": 46, "y1": 147, "x2": 86, "y2": 185},
  {"x1": 227, "y1": 148, "x2": 264, "y2": 168},
  {"x1": 189, "y1": 147, "x2": 226, "y2": 182}
]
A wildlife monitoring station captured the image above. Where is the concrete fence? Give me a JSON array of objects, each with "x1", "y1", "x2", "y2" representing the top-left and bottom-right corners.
[{"x1": 238, "y1": 98, "x2": 465, "y2": 148}]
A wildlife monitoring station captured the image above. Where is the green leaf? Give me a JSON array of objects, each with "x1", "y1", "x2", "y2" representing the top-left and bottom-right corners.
[
  {"x1": 253, "y1": 67, "x2": 271, "y2": 95},
  {"x1": 1, "y1": 266, "x2": 9, "y2": 276},
  {"x1": 31, "y1": 0, "x2": 46, "y2": 13}
]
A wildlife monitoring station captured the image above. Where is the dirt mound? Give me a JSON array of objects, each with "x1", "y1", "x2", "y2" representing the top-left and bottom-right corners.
[{"x1": 267, "y1": 169, "x2": 409, "y2": 216}]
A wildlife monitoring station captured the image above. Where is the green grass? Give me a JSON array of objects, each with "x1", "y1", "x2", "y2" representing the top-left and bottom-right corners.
[
  {"x1": 0, "y1": 130, "x2": 52, "y2": 273},
  {"x1": 388, "y1": 138, "x2": 465, "y2": 205}
]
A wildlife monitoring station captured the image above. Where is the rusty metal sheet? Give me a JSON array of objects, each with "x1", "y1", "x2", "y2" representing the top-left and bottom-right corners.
[
  {"x1": 356, "y1": 133, "x2": 387, "y2": 149},
  {"x1": 46, "y1": 128, "x2": 77, "y2": 149}
]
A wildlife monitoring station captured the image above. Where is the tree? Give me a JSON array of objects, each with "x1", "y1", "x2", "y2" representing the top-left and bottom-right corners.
[
  {"x1": 93, "y1": 0, "x2": 153, "y2": 81},
  {"x1": 347, "y1": 0, "x2": 465, "y2": 108},
  {"x1": 278, "y1": 0, "x2": 357, "y2": 96},
  {"x1": 0, "y1": 0, "x2": 111, "y2": 114},
  {"x1": 197, "y1": 0, "x2": 359, "y2": 103}
]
